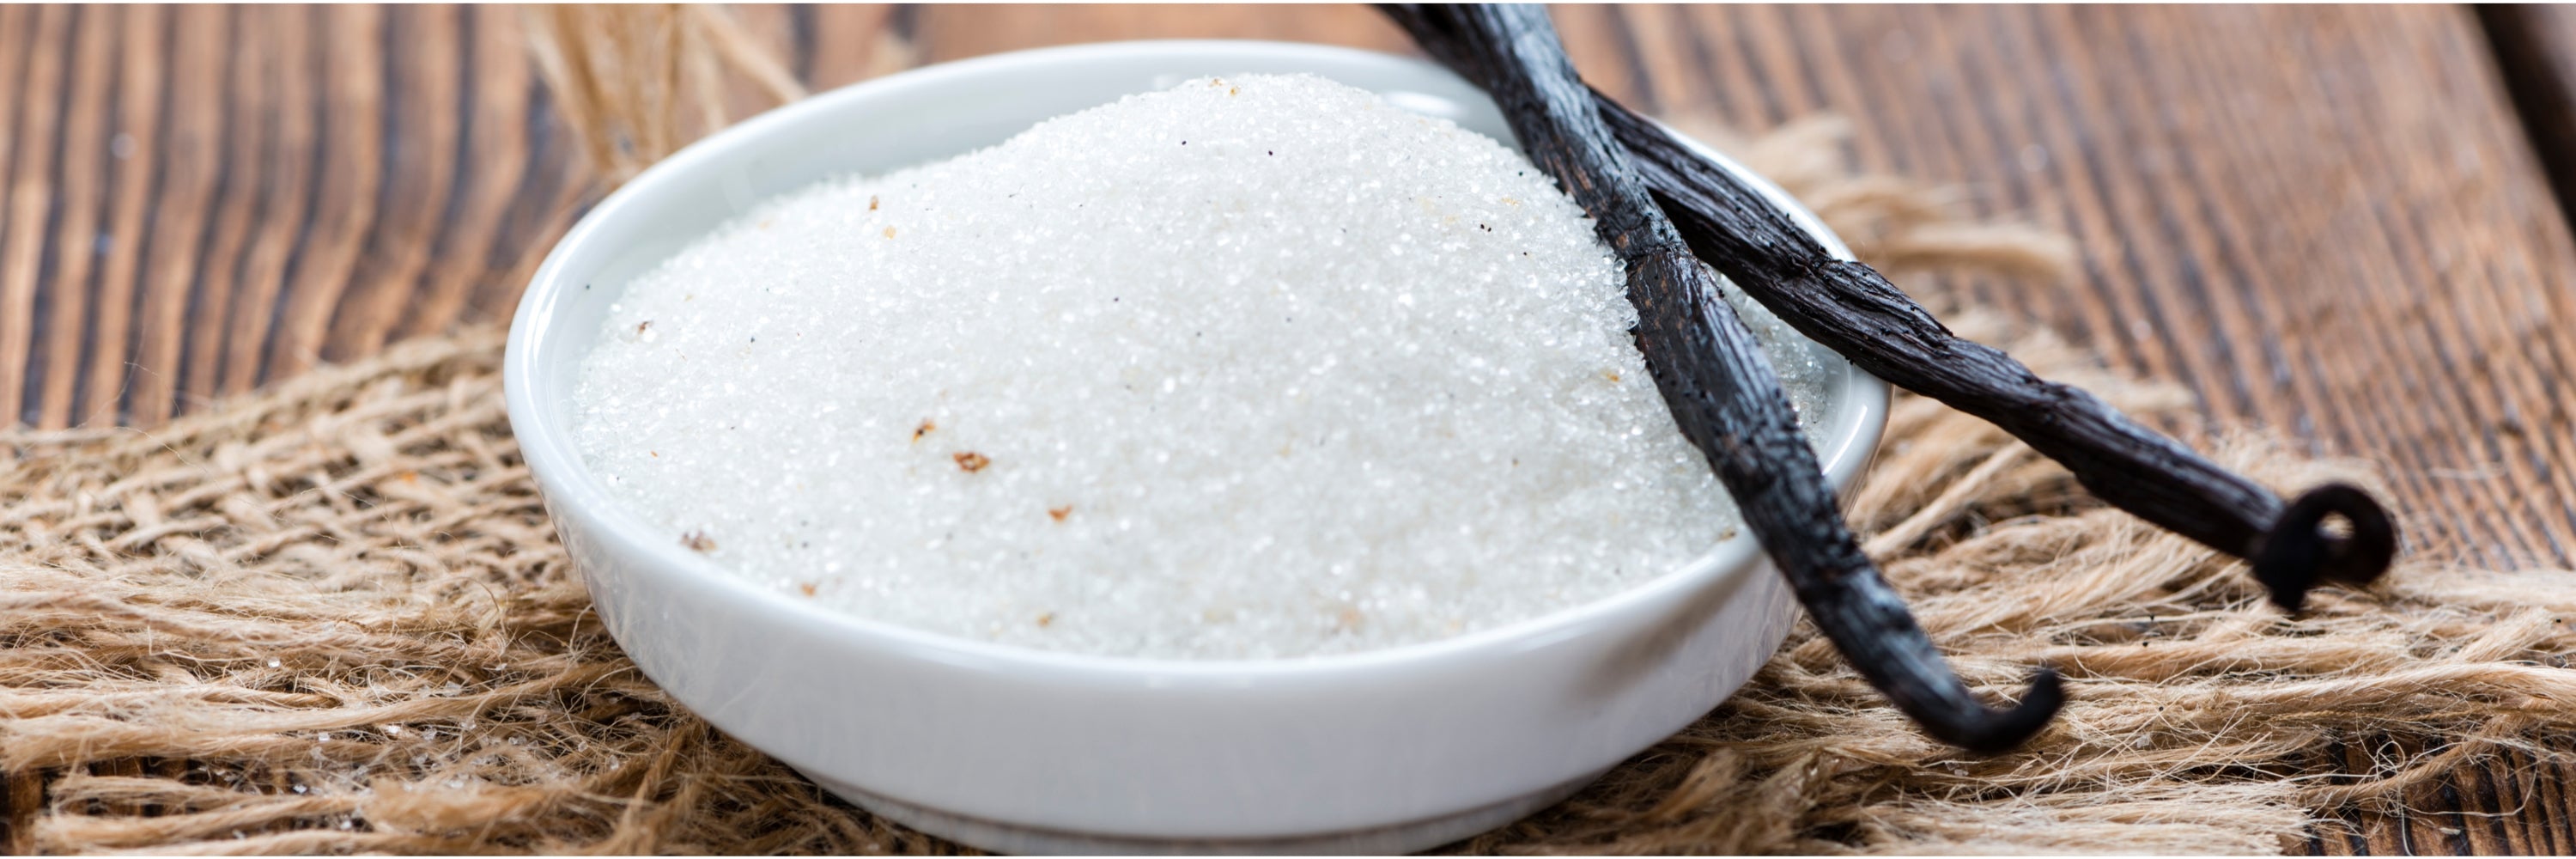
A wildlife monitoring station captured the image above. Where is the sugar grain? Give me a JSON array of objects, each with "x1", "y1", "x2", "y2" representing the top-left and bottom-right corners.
[{"x1": 574, "y1": 75, "x2": 1834, "y2": 659}]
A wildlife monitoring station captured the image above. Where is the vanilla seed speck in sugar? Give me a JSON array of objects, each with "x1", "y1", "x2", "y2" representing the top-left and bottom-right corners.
[{"x1": 572, "y1": 74, "x2": 1833, "y2": 659}]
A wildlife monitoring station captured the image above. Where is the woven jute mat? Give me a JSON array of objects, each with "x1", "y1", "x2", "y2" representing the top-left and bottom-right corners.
[{"x1": 8, "y1": 17, "x2": 2576, "y2": 855}]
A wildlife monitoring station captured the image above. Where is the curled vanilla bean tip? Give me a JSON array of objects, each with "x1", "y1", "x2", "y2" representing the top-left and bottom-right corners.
[
  {"x1": 1929, "y1": 667, "x2": 2064, "y2": 756},
  {"x1": 2251, "y1": 483, "x2": 2399, "y2": 612}
]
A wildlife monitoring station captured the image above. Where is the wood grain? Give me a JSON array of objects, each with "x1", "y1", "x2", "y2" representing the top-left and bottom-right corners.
[
  {"x1": 0, "y1": 4, "x2": 64, "y2": 431},
  {"x1": 1558, "y1": 4, "x2": 2576, "y2": 576},
  {"x1": 6, "y1": 3, "x2": 2576, "y2": 854},
  {"x1": 2480, "y1": 4, "x2": 2576, "y2": 231},
  {"x1": 0, "y1": 5, "x2": 583, "y2": 427}
]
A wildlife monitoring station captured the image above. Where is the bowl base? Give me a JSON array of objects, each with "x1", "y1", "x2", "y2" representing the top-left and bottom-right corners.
[{"x1": 796, "y1": 767, "x2": 1600, "y2": 856}]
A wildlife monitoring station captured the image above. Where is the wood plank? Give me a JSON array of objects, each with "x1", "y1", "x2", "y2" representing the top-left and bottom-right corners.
[
  {"x1": 320, "y1": 4, "x2": 460, "y2": 363},
  {"x1": 262, "y1": 4, "x2": 386, "y2": 381},
  {"x1": 77, "y1": 6, "x2": 166, "y2": 428},
  {"x1": 2479, "y1": 5, "x2": 2576, "y2": 231},
  {"x1": 31, "y1": 3, "x2": 117, "y2": 429},
  {"x1": 398, "y1": 5, "x2": 561, "y2": 344},
  {"x1": 1719, "y1": 5, "x2": 2571, "y2": 569},
  {"x1": 908, "y1": 3, "x2": 1411, "y2": 58},
  {"x1": 174, "y1": 4, "x2": 264, "y2": 421},
  {"x1": 0, "y1": 3, "x2": 579, "y2": 427},
  {"x1": 450, "y1": 8, "x2": 586, "y2": 342},
  {"x1": 212, "y1": 5, "x2": 318, "y2": 400},
  {"x1": 0, "y1": 5, "x2": 70, "y2": 427}
]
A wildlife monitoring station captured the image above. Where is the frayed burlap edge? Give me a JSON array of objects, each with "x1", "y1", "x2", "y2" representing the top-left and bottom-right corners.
[{"x1": 6, "y1": 15, "x2": 2575, "y2": 858}]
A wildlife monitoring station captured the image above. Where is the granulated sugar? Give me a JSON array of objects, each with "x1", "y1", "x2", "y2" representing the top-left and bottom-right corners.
[{"x1": 572, "y1": 74, "x2": 1835, "y2": 660}]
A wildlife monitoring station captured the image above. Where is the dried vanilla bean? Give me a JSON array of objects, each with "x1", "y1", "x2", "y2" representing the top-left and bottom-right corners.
[
  {"x1": 1606, "y1": 101, "x2": 2396, "y2": 609},
  {"x1": 1379, "y1": 5, "x2": 2397, "y2": 612},
  {"x1": 1388, "y1": 3, "x2": 2061, "y2": 752}
]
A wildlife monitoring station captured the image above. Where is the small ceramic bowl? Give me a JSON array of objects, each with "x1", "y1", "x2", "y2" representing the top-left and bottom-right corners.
[{"x1": 505, "y1": 40, "x2": 1884, "y2": 856}]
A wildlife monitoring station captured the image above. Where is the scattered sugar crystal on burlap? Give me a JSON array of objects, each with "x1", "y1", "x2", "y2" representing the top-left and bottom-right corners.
[{"x1": 573, "y1": 74, "x2": 1832, "y2": 659}]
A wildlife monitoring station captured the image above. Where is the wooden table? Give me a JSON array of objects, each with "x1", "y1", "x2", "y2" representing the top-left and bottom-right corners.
[{"x1": 6, "y1": 4, "x2": 2575, "y2": 854}]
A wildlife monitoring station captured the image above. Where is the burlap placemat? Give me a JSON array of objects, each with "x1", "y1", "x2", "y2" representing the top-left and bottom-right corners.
[{"x1": 6, "y1": 13, "x2": 2574, "y2": 856}]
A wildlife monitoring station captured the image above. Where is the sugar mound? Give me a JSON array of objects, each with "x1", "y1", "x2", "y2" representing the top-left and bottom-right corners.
[{"x1": 573, "y1": 74, "x2": 1836, "y2": 660}]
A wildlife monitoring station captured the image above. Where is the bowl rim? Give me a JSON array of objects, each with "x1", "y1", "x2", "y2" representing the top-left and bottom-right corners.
[{"x1": 502, "y1": 38, "x2": 1887, "y2": 679}]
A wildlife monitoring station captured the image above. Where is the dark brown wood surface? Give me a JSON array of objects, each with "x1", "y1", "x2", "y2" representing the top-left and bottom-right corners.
[{"x1": 6, "y1": 3, "x2": 2576, "y2": 854}]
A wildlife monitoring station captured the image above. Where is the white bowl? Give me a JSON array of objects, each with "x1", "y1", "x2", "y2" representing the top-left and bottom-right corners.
[{"x1": 504, "y1": 40, "x2": 1884, "y2": 856}]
